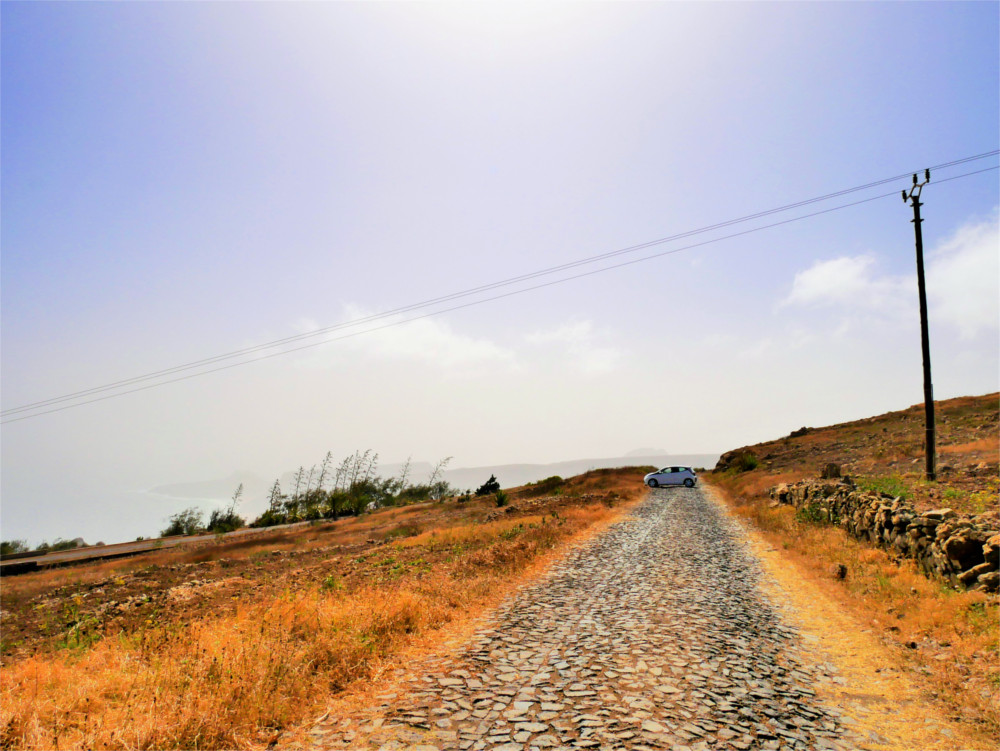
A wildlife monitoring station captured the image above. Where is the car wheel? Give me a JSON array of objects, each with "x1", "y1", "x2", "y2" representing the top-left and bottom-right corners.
[
  {"x1": 647, "y1": 479, "x2": 658, "y2": 488},
  {"x1": 683, "y1": 478, "x2": 694, "y2": 488}
]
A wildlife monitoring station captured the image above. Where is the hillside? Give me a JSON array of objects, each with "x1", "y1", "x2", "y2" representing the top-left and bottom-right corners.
[{"x1": 714, "y1": 392, "x2": 998, "y2": 514}]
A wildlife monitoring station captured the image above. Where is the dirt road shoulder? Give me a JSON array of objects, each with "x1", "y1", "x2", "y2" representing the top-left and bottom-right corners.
[{"x1": 703, "y1": 482, "x2": 993, "y2": 751}]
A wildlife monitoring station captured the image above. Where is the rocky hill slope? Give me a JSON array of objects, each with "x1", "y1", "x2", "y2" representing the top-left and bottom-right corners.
[{"x1": 715, "y1": 392, "x2": 998, "y2": 515}]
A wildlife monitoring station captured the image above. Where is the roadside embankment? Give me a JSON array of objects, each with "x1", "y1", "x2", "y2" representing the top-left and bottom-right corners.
[{"x1": 771, "y1": 479, "x2": 999, "y2": 592}]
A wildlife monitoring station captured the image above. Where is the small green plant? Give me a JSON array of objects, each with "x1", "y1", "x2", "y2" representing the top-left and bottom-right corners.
[
  {"x1": 321, "y1": 574, "x2": 343, "y2": 592},
  {"x1": 857, "y1": 475, "x2": 909, "y2": 499},
  {"x1": 494, "y1": 489, "x2": 509, "y2": 507},
  {"x1": 968, "y1": 484, "x2": 997, "y2": 514},
  {"x1": 60, "y1": 600, "x2": 102, "y2": 651},
  {"x1": 795, "y1": 504, "x2": 839, "y2": 525},
  {"x1": 500, "y1": 524, "x2": 523, "y2": 540}
]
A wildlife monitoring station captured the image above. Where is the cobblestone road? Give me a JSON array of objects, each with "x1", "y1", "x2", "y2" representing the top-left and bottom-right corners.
[{"x1": 295, "y1": 488, "x2": 871, "y2": 751}]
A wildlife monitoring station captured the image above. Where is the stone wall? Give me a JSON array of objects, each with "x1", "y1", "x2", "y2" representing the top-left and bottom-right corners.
[{"x1": 770, "y1": 480, "x2": 999, "y2": 593}]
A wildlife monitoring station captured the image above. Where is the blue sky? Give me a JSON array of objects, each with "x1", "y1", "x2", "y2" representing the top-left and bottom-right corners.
[{"x1": 2, "y1": 2, "x2": 998, "y2": 545}]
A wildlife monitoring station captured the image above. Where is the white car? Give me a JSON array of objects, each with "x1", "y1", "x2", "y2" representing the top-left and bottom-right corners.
[{"x1": 644, "y1": 466, "x2": 697, "y2": 488}]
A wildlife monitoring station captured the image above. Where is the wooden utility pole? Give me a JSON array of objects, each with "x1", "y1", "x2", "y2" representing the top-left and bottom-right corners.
[{"x1": 902, "y1": 169, "x2": 936, "y2": 481}]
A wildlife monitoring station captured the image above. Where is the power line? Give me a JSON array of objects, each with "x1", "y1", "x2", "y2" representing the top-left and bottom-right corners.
[
  {"x1": 3, "y1": 161, "x2": 997, "y2": 425},
  {"x1": 4, "y1": 150, "x2": 996, "y2": 419}
]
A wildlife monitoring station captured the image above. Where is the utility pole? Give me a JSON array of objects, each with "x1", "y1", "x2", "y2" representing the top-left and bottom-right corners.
[{"x1": 902, "y1": 169, "x2": 936, "y2": 481}]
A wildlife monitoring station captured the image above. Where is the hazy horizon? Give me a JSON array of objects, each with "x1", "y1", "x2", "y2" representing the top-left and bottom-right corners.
[{"x1": 10, "y1": 450, "x2": 722, "y2": 547}]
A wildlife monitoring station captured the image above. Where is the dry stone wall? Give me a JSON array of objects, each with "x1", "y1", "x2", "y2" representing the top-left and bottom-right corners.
[{"x1": 770, "y1": 480, "x2": 999, "y2": 593}]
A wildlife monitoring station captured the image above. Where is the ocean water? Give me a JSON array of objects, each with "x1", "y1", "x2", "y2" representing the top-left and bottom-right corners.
[{"x1": 2, "y1": 453, "x2": 719, "y2": 547}]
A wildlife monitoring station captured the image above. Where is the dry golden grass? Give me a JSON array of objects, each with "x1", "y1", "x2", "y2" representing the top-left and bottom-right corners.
[
  {"x1": 708, "y1": 476, "x2": 999, "y2": 740},
  {"x1": 724, "y1": 470, "x2": 805, "y2": 498},
  {"x1": 2, "y1": 506, "x2": 448, "y2": 605},
  {"x1": 395, "y1": 514, "x2": 547, "y2": 549},
  {"x1": 1, "y1": 494, "x2": 636, "y2": 750},
  {"x1": 939, "y1": 436, "x2": 999, "y2": 455}
]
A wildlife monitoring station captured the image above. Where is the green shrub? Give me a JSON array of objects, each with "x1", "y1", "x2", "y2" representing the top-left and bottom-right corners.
[
  {"x1": 49, "y1": 539, "x2": 83, "y2": 552},
  {"x1": 494, "y1": 489, "x2": 509, "y2": 507},
  {"x1": 161, "y1": 507, "x2": 204, "y2": 537},
  {"x1": 1, "y1": 540, "x2": 29, "y2": 556},
  {"x1": 476, "y1": 475, "x2": 501, "y2": 496},
  {"x1": 207, "y1": 509, "x2": 245, "y2": 534},
  {"x1": 535, "y1": 475, "x2": 564, "y2": 492},
  {"x1": 396, "y1": 485, "x2": 432, "y2": 503},
  {"x1": 250, "y1": 509, "x2": 287, "y2": 528},
  {"x1": 732, "y1": 451, "x2": 759, "y2": 472}
]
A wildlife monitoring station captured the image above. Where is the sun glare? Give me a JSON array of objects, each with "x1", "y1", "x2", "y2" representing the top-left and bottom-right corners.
[{"x1": 425, "y1": 2, "x2": 587, "y2": 37}]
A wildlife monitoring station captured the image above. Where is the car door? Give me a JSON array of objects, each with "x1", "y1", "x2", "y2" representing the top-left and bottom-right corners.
[{"x1": 669, "y1": 467, "x2": 684, "y2": 485}]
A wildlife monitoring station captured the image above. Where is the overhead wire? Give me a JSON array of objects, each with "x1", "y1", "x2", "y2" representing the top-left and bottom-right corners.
[
  {"x1": 2, "y1": 159, "x2": 997, "y2": 424},
  {"x1": 4, "y1": 150, "x2": 997, "y2": 418},
  {"x1": 3, "y1": 150, "x2": 996, "y2": 418}
]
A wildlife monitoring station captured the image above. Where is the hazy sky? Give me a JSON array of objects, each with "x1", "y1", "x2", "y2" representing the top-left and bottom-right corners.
[{"x1": 3, "y1": 2, "x2": 998, "y2": 545}]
